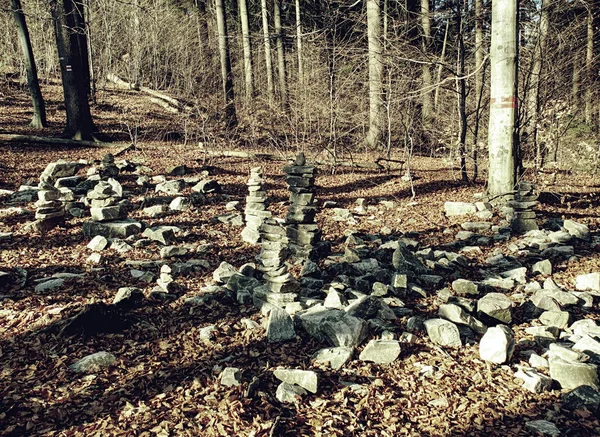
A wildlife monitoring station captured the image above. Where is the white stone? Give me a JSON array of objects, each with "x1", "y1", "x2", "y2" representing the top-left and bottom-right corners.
[
  {"x1": 479, "y1": 325, "x2": 514, "y2": 364},
  {"x1": 87, "y1": 235, "x2": 108, "y2": 252},
  {"x1": 444, "y1": 202, "x2": 477, "y2": 216}
]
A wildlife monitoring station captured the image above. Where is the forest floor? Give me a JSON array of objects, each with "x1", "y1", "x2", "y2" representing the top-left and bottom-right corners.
[{"x1": 1, "y1": 81, "x2": 600, "y2": 436}]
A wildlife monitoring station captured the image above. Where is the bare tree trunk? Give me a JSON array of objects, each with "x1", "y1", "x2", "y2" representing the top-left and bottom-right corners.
[
  {"x1": 261, "y1": 0, "x2": 274, "y2": 104},
  {"x1": 572, "y1": 54, "x2": 580, "y2": 107},
  {"x1": 472, "y1": 0, "x2": 485, "y2": 181},
  {"x1": 130, "y1": 0, "x2": 141, "y2": 88},
  {"x1": 83, "y1": 0, "x2": 96, "y2": 103},
  {"x1": 10, "y1": 0, "x2": 47, "y2": 128},
  {"x1": 585, "y1": 6, "x2": 595, "y2": 128},
  {"x1": 434, "y1": 18, "x2": 449, "y2": 112},
  {"x1": 528, "y1": 0, "x2": 548, "y2": 171},
  {"x1": 195, "y1": 0, "x2": 210, "y2": 64},
  {"x1": 456, "y1": 0, "x2": 468, "y2": 182},
  {"x1": 71, "y1": 1, "x2": 91, "y2": 97},
  {"x1": 421, "y1": 0, "x2": 432, "y2": 124},
  {"x1": 273, "y1": 0, "x2": 288, "y2": 108},
  {"x1": 366, "y1": 0, "x2": 385, "y2": 149},
  {"x1": 295, "y1": 0, "x2": 304, "y2": 84},
  {"x1": 488, "y1": 0, "x2": 518, "y2": 197},
  {"x1": 50, "y1": 0, "x2": 97, "y2": 140},
  {"x1": 215, "y1": 0, "x2": 237, "y2": 128},
  {"x1": 239, "y1": 0, "x2": 254, "y2": 101}
]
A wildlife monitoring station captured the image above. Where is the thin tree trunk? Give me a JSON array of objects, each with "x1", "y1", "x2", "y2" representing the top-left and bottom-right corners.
[
  {"x1": 83, "y1": 0, "x2": 96, "y2": 103},
  {"x1": 261, "y1": 0, "x2": 274, "y2": 104},
  {"x1": 50, "y1": 0, "x2": 97, "y2": 140},
  {"x1": 273, "y1": 0, "x2": 288, "y2": 108},
  {"x1": 366, "y1": 0, "x2": 384, "y2": 148},
  {"x1": 295, "y1": 0, "x2": 303, "y2": 84},
  {"x1": 215, "y1": 0, "x2": 237, "y2": 128},
  {"x1": 239, "y1": 0, "x2": 254, "y2": 101},
  {"x1": 434, "y1": 18, "x2": 450, "y2": 112},
  {"x1": 10, "y1": 0, "x2": 47, "y2": 128},
  {"x1": 131, "y1": 0, "x2": 142, "y2": 88},
  {"x1": 421, "y1": 0, "x2": 432, "y2": 124},
  {"x1": 487, "y1": 0, "x2": 518, "y2": 197},
  {"x1": 195, "y1": 0, "x2": 210, "y2": 63},
  {"x1": 572, "y1": 54, "x2": 580, "y2": 107},
  {"x1": 72, "y1": 1, "x2": 91, "y2": 97},
  {"x1": 528, "y1": 0, "x2": 548, "y2": 171},
  {"x1": 456, "y1": 1, "x2": 468, "y2": 182},
  {"x1": 472, "y1": 0, "x2": 484, "y2": 181},
  {"x1": 585, "y1": 7, "x2": 594, "y2": 127}
]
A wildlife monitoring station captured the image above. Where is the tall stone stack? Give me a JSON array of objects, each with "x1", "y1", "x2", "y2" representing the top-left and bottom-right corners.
[
  {"x1": 284, "y1": 153, "x2": 320, "y2": 259},
  {"x1": 509, "y1": 181, "x2": 539, "y2": 233},
  {"x1": 257, "y1": 218, "x2": 300, "y2": 306},
  {"x1": 242, "y1": 167, "x2": 271, "y2": 244},
  {"x1": 87, "y1": 179, "x2": 126, "y2": 222},
  {"x1": 100, "y1": 153, "x2": 120, "y2": 179},
  {"x1": 33, "y1": 161, "x2": 80, "y2": 232}
]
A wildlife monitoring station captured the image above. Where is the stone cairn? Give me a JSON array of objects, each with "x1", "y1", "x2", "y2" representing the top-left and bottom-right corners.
[
  {"x1": 34, "y1": 161, "x2": 80, "y2": 232},
  {"x1": 257, "y1": 219, "x2": 300, "y2": 307},
  {"x1": 100, "y1": 153, "x2": 120, "y2": 179},
  {"x1": 284, "y1": 153, "x2": 320, "y2": 259},
  {"x1": 241, "y1": 167, "x2": 271, "y2": 244},
  {"x1": 509, "y1": 181, "x2": 539, "y2": 233},
  {"x1": 87, "y1": 178, "x2": 127, "y2": 223}
]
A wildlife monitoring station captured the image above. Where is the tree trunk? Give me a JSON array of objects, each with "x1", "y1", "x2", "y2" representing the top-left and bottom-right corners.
[
  {"x1": 195, "y1": 0, "x2": 210, "y2": 64},
  {"x1": 239, "y1": 0, "x2": 254, "y2": 101},
  {"x1": 585, "y1": 6, "x2": 594, "y2": 127},
  {"x1": 487, "y1": 0, "x2": 518, "y2": 198},
  {"x1": 261, "y1": 0, "x2": 274, "y2": 104},
  {"x1": 366, "y1": 0, "x2": 385, "y2": 149},
  {"x1": 528, "y1": 0, "x2": 549, "y2": 171},
  {"x1": 572, "y1": 54, "x2": 580, "y2": 107},
  {"x1": 421, "y1": 0, "x2": 432, "y2": 124},
  {"x1": 215, "y1": 0, "x2": 237, "y2": 128},
  {"x1": 273, "y1": 0, "x2": 288, "y2": 108},
  {"x1": 72, "y1": 1, "x2": 91, "y2": 97},
  {"x1": 10, "y1": 0, "x2": 47, "y2": 128},
  {"x1": 50, "y1": 0, "x2": 97, "y2": 140},
  {"x1": 295, "y1": 0, "x2": 304, "y2": 84},
  {"x1": 472, "y1": 0, "x2": 485, "y2": 181},
  {"x1": 433, "y1": 18, "x2": 450, "y2": 112},
  {"x1": 456, "y1": 1, "x2": 468, "y2": 182},
  {"x1": 83, "y1": 0, "x2": 96, "y2": 103}
]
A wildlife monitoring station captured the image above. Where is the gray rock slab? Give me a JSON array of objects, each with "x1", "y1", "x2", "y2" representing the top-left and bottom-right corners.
[
  {"x1": 444, "y1": 202, "x2": 477, "y2": 216},
  {"x1": 273, "y1": 368, "x2": 318, "y2": 393},
  {"x1": 220, "y1": 367, "x2": 242, "y2": 387},
  {"x1": 514, "y1": 366, "x2": 553, "y2": 393},
  {"x1": 575, "y1": 272, "x2": 600, "y2": 293},
  {"x1": 276, "y1": 382, "x2": 307, "y2": 403},
  {"x1": 452, "y1": 279, "x2": 479, "y2": 296},
  {"x1": 479, "y1": 325, "x2": 514, "y2": 364},
  {"x1": 359, "y1": 339, "x2": 401, "y2": 364},
  {"x1": 439, "y1": 303, "x2": 487, "y2": 334},
  {"x1": 562, "y1": 385, "x2": 600, "y2": 413},
  {"x1": 423, "y1": 318, "x2": 462, "y2": 347},
  {"x1": 525, "y1": 420, "x2": 560, "y2": 437},
  {"x1": 313, "y1": 347, "x2": 353, "y2": 370},
  {"x1": 563, "y1": 219, "x2": 590, "y2": 241},
  {"x1": 113, "y1": 287, "x2": 143, "y2": 309},
  {"x1": 34, "y1": 278, "x2": 64, "y2": 293},
  {"x1": 267, "y1": 307, "x2": 296, "y2": 342},
  {"x1": 549, "y1": 357, "x2": 599, "y2": 390},
  {"x1": 532, "y1": 259, "x2": 552, "y2": 276},
  {"x1": 83, "y1": 219, "x2": 142, "y2": 239},
  {"x1": 477, "y1": 292, "x2": 513, "y2": 324},
  {"x1": 70, "y1": 351, "x2": 116, "y2": 373},
  {"x1": 87, "y1": 235, "x2": 108, "y2": 252}
]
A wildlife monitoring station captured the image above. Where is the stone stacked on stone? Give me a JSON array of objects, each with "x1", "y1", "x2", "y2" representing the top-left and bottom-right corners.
[
  {"x1": 242, "y1": 167, "x2": 271, "y2": 244},
  {"x1": 33, "y1": 160, "x2": 81, "y2": 232},
  {"x1": 509, "y1": 181, "x2": 539, "y2": 233},
  {"x1": 284, "y1": 153, "x2": 320, "y2": 259},
  {"x1": 256, "y1": 218, "x2": 299, "y2": 306},
  {"x1": 87, "y1": 178, "x2": 127, "y2": 222},
  {"x1": 100, "y1": 153, "x2": 120, "y2": 179}
]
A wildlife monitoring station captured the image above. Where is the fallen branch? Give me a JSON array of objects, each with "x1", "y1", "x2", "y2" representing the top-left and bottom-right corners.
[{"x1": 0, "y1": 134, "x2": 117, "y2": 148}]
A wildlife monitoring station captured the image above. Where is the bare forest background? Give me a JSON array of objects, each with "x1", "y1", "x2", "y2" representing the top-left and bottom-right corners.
[{"x1": 1, "y1": 0, "x2": 599, "y2": 179}]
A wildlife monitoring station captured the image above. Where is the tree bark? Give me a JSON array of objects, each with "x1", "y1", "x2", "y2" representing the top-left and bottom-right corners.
[
  {"x1": 421, "y1": 0, "x2": 433, "y2": 124},
  {"x1": 472, "y1": 0, "x2": 485, "y2": 181},
  {"x1": 295, "y1": 0, "x2": 304, "y2": 84},
  {"x1": 261, "y1": 0, "x2": 274, "y2": 104},
  {"x1": 528, "y1": 0, "x2": 549, "y2": 171},
  {"x1": 49, "y1": 0, "x2": 97, "y2": 140},
  {"x1": 366, "y1": 0, "x2": 385, "y2": 149},
  {"x1": 487, "y1": 0, "x2": 518, "y2": 198},
  {"x1": 215, "y1": 0, "x2": 237, "y2": 128},
  {"x1": 10, "y1": 0, "x2": 47, "y2": 128},
  {"x1": 456, "y1": 0, "x2": 468, "y2": 182},
  {"x1": 239, "y1": 0, "x2": 254, "y2": 101},
  {"x1": 273, "y1": 0, "x2": 288, "y2": 108},
  {"x1": 585, "y1": 6, "x2": 595, "y2": 127}
]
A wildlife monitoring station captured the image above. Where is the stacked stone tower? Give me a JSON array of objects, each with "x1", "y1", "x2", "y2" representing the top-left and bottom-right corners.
[
  {"x1": 242, "y1": 167, "x2": 271, "y2": 244},
  {"x1": 509, "y1": 181, "x2": 539, "y2": 233}
]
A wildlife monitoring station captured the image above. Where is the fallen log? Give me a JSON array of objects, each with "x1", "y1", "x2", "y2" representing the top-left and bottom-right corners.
[
  {"x1": 196, "y1": 148, "x2": 404, "y2": 170},
  {"x1": 0, "y1": 134, "x2": 119, "y2": 148}
]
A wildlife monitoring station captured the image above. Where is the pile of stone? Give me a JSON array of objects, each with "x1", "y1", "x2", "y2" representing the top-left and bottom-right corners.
[
  {"x1": 241, "y1": 167, "x2": 271, "y2": 244},
  {"x1": 509, "y1": 181, "x2": 539, "y2": 233},
  {"x1": 33, "y1": 160, "x2": 81, "y2": 232},
  {"x1": 284, "y1": 153, "x2": 320, "y2": 259},
  {"x1": 255, "y1": 218, "x2": 299, "y2": 307},
  {"x1": 100, "y1": 153, "x2": 119, "y2": 179}
]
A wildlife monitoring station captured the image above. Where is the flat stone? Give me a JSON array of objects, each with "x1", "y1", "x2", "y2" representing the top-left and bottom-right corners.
[
  {"x1": 563, "y1": 219, "x2": 590, "y2": 241},
  {"x1": 69, "y1": 351, "x2": 116, "y2": 373},
  {"x1": 573, "y1": 335, "x2": 600, "y2": 358},
  {"x1": 524, "y1": 420, "x2": 560, "y2": 437},
  {"x1": 500, "y1": 267, "x2": 527, "y2": 284},
  {"x1": 213, "y1": 261, "x2": 238, "y2": 284},
  {"x1": 34, "y1": 278, "x2": 64, "y2": 293},
  {"x1": 548, "y1": 343, "x2": 590, "y2": 363},
  {"x1": 549, "y1": 357, "x2": 599, "y2": 390},
  {"x1": 220, "y1": 367, "x2": 242, "y2": 387},
  {"x1": 359, "y1": 339, "x2": 401, "y2": 364},
  {"x1": 539, "y1": 311, "x2": 570, "y2": 329},
  {"x1": 267, "y1": 307, "x2": 296, "y2": 342},
  {"x1": 87, "y1": 235, "x2": 108, "y2": 252},
  {"x1": 532, "y1": 259, "x2": 552, "y2": 276},
  {"x1": 479, "y1": 325, "x2": 515, "y2": 364},
  {"x1": 276, "y1": 382, "x2": 307, "y2": 403},
  {"x1": 461, "y1": 222, "x2": 492, "y2": 232},
  {"x1": 313, "y1": 347, "x2": 353, "y2": 370},
  {"x1": 515, "y1": 366, "x2": 553, "y2": 393},
  {"x1": 562, "y1": 385, "x2": 600, "y2": 413},
  {"x1": 160, "y1": 245, "x2": 188, "y2": 258},
  {"x1": 575, "y1": 272, "x2": 600, "y2": 293},
  {"x1": 423, "y1": 318, "x2": 462, "y2": 347},
  {"x1": 477, "y1": 292, "x2": 513, "y2": 324},
  {"x1": 532, "y1": 288, "x2": 579, "y2": 308},
  {"x1": 439, "y1": 304, "x2": 486, "y2": 334},
  {"x1": 273, "y1": 368, "x2": 318, "y2": 393},
  {"x1": 143, "y1": 204, "x2": 168, "y2": 217},
  {"x1": 113, "y1": 287, "x2": 143, "y2": 309},
  {"x1": 444, "y1": 202, "x2": 477, "y2": 216},
  {"x1": 83, "y1": 219, "x2": 142, "y2": 239},
  {"x1": 452, "y1": 279, "x2": 479, "y2": 296},
  {"x1": 142, "y1": 226, "x2": 177, "y2": 245},
  {"x1": 169, "y1": 196, "x2": 190, "y2": 211},
  {"x1": 156, "y1": 179, "x2": 185, "y2": 194},
  {"x1": 192, "y1": 179, "x2": 221, "y2": 194},
  {"x1": 110, "y1": 239, "x2": 132, "y2": 253}
]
